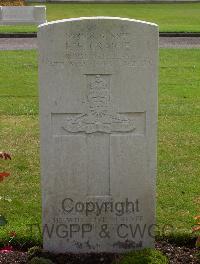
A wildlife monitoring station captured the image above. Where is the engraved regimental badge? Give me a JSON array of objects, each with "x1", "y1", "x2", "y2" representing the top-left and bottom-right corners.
[{"x1": 62, "y1": 74, "x2": 135, "y2": 134}]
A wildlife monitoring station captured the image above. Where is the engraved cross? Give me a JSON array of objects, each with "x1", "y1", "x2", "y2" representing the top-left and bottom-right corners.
[{"x1": 62, "y1": 74, "x2": 135, "y2": 197}]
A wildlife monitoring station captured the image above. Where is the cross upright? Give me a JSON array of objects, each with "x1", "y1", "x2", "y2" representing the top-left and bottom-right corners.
[{"x1": 61, "y1": 74, "x2": 135, "y2": 197}]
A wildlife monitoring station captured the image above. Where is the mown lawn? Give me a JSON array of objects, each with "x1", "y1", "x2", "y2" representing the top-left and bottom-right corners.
[
  {"x1": 0, "y1": 3, "x2": 200, "y2": 33},
  {"x1": 0, "y1": 49, "x2": 200, "y2": 245}
]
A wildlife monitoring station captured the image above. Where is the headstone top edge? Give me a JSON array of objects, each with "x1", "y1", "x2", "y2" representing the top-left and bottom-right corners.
[
  {"x1": 38, "y1": 16, "x2": 158, "y2": 30},
  {"x1": 0, "y1": 5, "x2": 46, "y2": 8}
]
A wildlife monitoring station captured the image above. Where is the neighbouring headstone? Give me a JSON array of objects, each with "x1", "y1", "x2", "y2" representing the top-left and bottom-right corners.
[
  {"x1": 0, "y1": 6, "x2": 46, "y2": 25},
  {"x1": 38, "y1": 17, "x2": 158, "y2": 253}
]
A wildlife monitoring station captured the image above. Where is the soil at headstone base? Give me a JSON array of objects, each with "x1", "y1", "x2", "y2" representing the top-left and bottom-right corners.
[{"x1": 0, "y1": 241, "x2": 199, "y2": 264}]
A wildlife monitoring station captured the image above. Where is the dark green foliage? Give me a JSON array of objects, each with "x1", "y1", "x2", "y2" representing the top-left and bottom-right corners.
[
  {"x1": 27, "y1": 246, "x2": 54, "y2": 262},
  {"x1": 0, "y1": 215, "x2": 8, "y2": 227},
  {"x1": 28, "y1": 246, "x2": 43, "y2": 260},
  {"x1": 113, "y1": 249, "x2": 168, "y2": 264},
  {"x1": 28, "y1": 257, "x2": 55, "y2": 264},
  {"x1": 196, "y1": 251, "x2": 200, "y2": 263}
]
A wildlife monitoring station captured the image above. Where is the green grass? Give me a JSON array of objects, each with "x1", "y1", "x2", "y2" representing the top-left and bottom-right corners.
[
  {"x1": 0, "y1": 49, "x2": 200, "y2": 245},
  {"x1": 0, "y1": 51, "x2": 38, "y2": 116},
  {"x1": 0, "y1": 3, "x2": 200, "y2": 33},
  {"x1": 157, "y1": 49, "x2": 200, "y2": 237}
]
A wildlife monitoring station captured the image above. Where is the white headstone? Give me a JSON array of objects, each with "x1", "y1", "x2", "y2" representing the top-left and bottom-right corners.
[
  {"x1": 38, "y1": 17, "x2": 158, "y2": 253},
  {"x1": 0, "y1": 6, "x2": 46, "y2": 25}
]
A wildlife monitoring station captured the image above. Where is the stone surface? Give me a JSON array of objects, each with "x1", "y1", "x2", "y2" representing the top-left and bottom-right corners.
[
  {"x1": 0, "y1": 6, "x2": 46, "y2": 25},
  {"x1": 38, "y1": 17, "x2": 158, "y2": 253}
]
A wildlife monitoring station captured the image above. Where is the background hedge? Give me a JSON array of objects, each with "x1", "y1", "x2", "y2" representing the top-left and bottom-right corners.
[{"x1": 0, "y1": 0, "x2": 25, "y2": 6}]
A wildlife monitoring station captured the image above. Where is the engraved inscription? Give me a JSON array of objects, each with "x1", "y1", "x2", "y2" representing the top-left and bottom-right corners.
[{"x1": 65, "y1": 27, "x2": 132, "y2": 61}]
